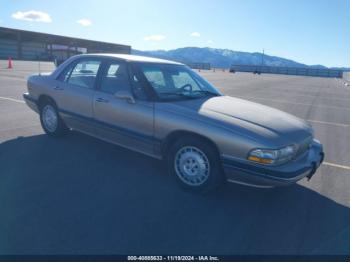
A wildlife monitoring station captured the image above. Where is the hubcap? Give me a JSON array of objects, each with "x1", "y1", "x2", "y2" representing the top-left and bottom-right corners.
[
  {"x1": 174, "y1": 146, "x2": 210, "y2": 186},
  {"x1": 42, "y1": 105, "x2": 58, "y2": 132}
]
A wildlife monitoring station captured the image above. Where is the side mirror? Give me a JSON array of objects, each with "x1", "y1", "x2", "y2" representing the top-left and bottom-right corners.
[{"x1": 114, "y1": 90, "x2": 135, "y2": 104}]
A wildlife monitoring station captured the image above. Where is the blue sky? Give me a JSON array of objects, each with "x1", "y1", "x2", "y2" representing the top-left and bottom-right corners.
[{"x1": 0, "y1": 0, "x2": 349, "y2": 67}]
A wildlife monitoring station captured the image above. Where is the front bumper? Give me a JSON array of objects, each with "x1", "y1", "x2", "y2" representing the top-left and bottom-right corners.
[
  {"x1": 23, "y1": 93, "x2": 39, "y2": 113},
  {"x1": 222, "y1": 139, "x2": 324, "y2": 188}
]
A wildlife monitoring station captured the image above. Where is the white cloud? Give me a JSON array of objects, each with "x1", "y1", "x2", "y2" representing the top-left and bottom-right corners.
[
  {"x1": 190, "y1": 32, "x2": 201, "y2": 37},
  {"x1": 207, "y1": 40, "x2": 213, "y2": 44},
  {"x1": 12, "y1": 10, "x2": 52, "y2": 23},
  {"x1": 77, "y1": 19, "x2": 92, "y2": 27},
  {"x1": 144, "y1": 34, "x2": 166, "y2": 41}
]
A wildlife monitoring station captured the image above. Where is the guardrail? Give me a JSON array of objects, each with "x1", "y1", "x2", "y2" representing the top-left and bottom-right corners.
[
  {"x1": 230, "y1": 65, "x2": 343, "y2": 78},
  {"x1": 187, "y1": 63, "x2": 211, "y2": 70}
]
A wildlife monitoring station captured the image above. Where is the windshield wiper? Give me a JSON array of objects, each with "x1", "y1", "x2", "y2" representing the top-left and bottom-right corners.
[
  {"x1": 158, "y1": 90, "x2": 219, "y2": 101},
  {"x1": 191, "y1": 90, "x2": 220, "y2": 96},
  {"x1": 158, "y1": 92, "x2": 197, "y2": 100}
]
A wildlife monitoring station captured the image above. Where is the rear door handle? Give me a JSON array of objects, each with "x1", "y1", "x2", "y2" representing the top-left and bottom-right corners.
[
  {"x1": 96, "y1": 97, "x2": 109, "y2": 103},
  {"x1": 54, "y1": 86, "x2": 64, "y2": 90}
]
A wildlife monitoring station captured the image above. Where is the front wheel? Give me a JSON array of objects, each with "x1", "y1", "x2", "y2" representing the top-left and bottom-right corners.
[
  {"x1": 167, "y1": 137, "x2": 224, "y2": 193},
  {"x1": 39, "y1": 101, "x2": 67, "y2": 137}
]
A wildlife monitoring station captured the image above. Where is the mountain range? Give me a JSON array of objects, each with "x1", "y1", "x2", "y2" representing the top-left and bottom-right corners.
[{"x1": 132, "y1": 47, "x2": 348, "y2": 70}]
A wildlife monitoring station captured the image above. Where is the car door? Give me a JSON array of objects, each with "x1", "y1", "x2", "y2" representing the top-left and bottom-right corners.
[
  {"x1": 93, "y1": 60, "x2": 156, "y2": 157},
  {"x1": 53, "y1": 58, "x2": 102, "y2": 134}
]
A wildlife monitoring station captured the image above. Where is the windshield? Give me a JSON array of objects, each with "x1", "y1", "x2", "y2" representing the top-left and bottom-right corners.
[{"x1": 135, "y1": 63, "x2": 222, "y2": 100}]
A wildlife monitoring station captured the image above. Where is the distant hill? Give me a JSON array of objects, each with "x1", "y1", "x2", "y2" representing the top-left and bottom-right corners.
[{"x1": 132, "y1": 47, "x2": 343, "y2": 69}]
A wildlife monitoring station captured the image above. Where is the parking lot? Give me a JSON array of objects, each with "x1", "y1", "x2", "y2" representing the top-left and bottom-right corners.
[{"x1": 0, "y1": 62, "x2": 349, "y2": 255}]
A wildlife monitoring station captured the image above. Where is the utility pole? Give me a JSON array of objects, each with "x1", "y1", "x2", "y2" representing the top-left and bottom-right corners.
[{"x1": 257, "y1": 49, "x2": 265, "y2": 75}]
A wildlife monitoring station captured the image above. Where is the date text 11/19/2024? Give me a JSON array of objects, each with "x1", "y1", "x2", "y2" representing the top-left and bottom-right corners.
[{"x1": 127, "y1": 255, "x2": 220, "y2": 261}]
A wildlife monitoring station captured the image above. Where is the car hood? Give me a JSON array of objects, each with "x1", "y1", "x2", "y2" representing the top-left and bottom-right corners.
[{"x1": 172, "y1": 95, "x2": 313, "y2": 145}]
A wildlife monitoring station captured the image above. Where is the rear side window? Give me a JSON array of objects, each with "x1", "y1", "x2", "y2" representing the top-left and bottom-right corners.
[
  {"x1": 100, "y1": 62, "x2": 130, "y2": 94},
  {"x1": 59, "y1": 59, "x2": 101, "y2": 89},
  {"x1": 130, "y1": 72, "x2": 148, "y2": 100}
]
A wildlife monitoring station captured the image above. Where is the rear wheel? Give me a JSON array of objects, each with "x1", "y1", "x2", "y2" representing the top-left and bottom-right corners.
[
  {"x1": 39, "y1": 101, "x2": 67, "y2": 137},
  {"x1": 167, "y1": 136, "x2": 224, "y2": 193}
]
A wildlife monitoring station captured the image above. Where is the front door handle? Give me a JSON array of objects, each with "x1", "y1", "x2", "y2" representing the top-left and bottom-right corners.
[
  {"x1": 54, "y1": 86, "x2": 64, "y2": 90},
  {"x1": 96, "y1": 97, "x2": 109, "y2": 103}
]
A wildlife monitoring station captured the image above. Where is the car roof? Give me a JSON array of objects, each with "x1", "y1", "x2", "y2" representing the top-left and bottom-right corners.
[
  {"x1": 51, "y1": 53, "x2": 185, "y2": 79},
  {"x1": 80, "y1": 53, "x2": 184, "y2": 65}
]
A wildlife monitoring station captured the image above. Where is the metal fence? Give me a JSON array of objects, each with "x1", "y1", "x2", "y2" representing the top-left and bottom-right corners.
[
  {"x1": 230, "y1": 65, "x2": 343, "y2": 78},
  {"x1": 187, "y1": 63, "x2": 211, "y2": 70}
]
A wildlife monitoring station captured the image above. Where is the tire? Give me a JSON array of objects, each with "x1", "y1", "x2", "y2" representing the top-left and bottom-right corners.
[
  {"x1": 39, "y1": 100, "x2": 67, "y2": 137},
  {"x1": 167, "y1": 136, "x2": 224, "y2": 193}
]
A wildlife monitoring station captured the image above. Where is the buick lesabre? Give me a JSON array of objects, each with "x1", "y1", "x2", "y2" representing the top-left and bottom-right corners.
[{"x1": 23, "y1": 54, "x2": 324, "y2": 192}]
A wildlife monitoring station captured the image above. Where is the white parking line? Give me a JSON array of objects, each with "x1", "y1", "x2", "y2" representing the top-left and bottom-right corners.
[
  {"x1": 279, "y1": 92, "x2": 350, "y2": 102},
  {"x1": 1, "y1": 95, "x2": 349, "y2": 129},
  {"x1": 307, "y1": 120, "x2": 350, "y2": 128},
  {"x1": 323, "y1": 162, "x2": 350, "y2": 171},
  {"x1": 237, "y1": 96, "x2": 350, "y2": 111},
  {"x1": 1, "y1": 95, "x2": 350, "y2": 172},
  {"x1": 0, "y1": 96, "x2": 25, "y2": 103},
  {"x1": 0, "y1": 75, "x2": 27, "y2": 81}
]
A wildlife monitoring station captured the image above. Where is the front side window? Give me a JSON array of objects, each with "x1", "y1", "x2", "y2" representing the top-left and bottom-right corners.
[
  {"x1": 171, "y1": 71, "x2": 201, "y2": 91},
  {"x1": 143, "y1": 68, "x2": 166, "y2": 89},
  {"x1": 60, "y1": 59, "x2": 101, "y2": 89},
  {"x1": 100, "y1": 62, "x2": 130, "y2": 94},
  {"x1": 137, "y1": 63, "x2": 221, "y2": 100}
]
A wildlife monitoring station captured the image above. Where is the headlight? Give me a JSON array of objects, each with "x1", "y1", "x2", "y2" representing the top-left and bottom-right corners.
[{"x1": 248, "y1": 145, "x2": 297, "y2": 165}]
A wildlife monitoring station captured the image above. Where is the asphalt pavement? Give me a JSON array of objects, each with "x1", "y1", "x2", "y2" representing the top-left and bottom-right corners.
[{"x1": 0, "y1": 64, "x2": 349, "y2": 255}]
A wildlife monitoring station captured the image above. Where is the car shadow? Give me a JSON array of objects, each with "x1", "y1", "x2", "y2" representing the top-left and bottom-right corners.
[{"x1": 0, "y1": 132, "x2": 349, "y2": 255}]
